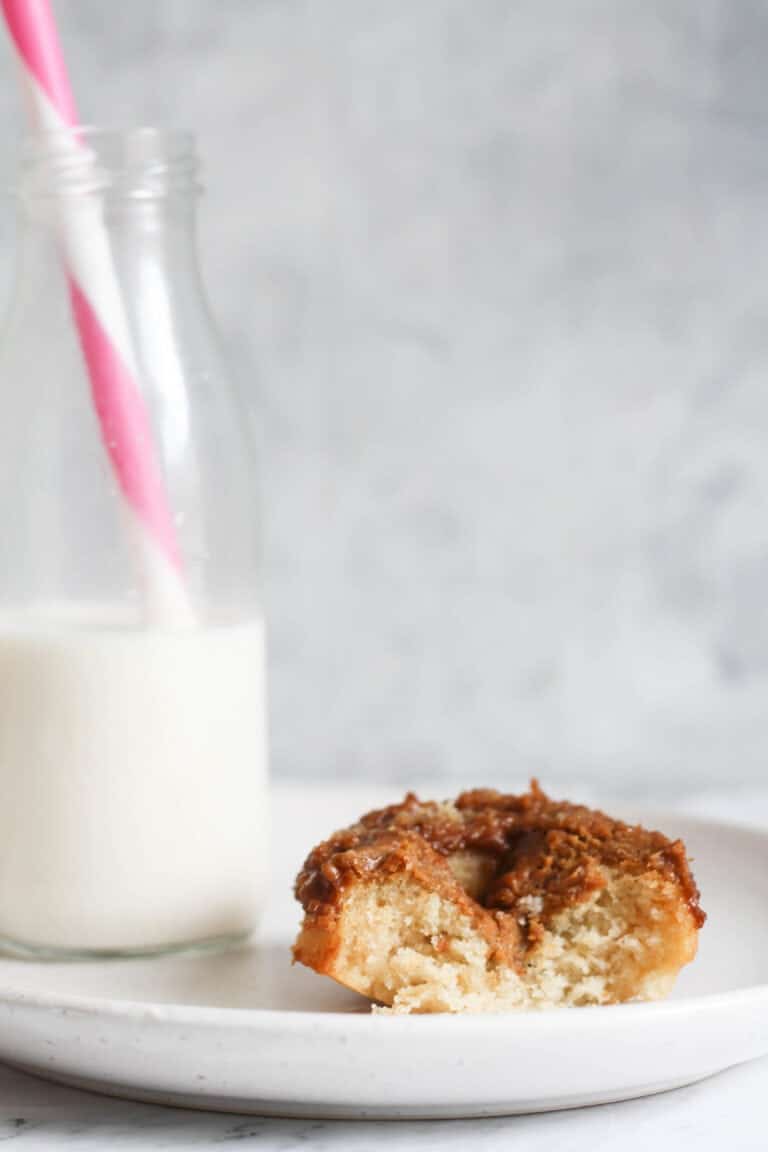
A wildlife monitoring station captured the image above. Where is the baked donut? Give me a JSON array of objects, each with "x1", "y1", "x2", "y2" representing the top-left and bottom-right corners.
[{"x1": 293, "y1": 783, "x2": 704, "y2": 1014}]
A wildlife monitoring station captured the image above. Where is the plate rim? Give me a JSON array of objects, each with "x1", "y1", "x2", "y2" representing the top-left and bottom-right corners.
[{"x1": 1, "y1": 984, "x2": 767, "y2": 1031}]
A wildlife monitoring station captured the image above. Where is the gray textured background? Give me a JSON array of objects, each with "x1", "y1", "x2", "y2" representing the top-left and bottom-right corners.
[{"x1": 2, "y1": 0, "x2": 767, "y2": 793}]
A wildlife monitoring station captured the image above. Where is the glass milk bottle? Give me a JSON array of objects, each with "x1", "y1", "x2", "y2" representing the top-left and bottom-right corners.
[{"x1": 0, "y1": 129, "x2": 267, "y2": 956}]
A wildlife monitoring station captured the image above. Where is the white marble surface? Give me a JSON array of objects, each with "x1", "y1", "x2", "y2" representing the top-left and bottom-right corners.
[
  {"x1": 0, "y1": 1055, "x2": 764, "y2": 1149},
  {"x1": 2, "y1": 2, "x2": 768, "y2": 791}
]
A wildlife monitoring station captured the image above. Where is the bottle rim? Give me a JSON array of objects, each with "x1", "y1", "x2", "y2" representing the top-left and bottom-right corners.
[{"x1": 17, "y1": 127, "x2": 201, "y2": 201}]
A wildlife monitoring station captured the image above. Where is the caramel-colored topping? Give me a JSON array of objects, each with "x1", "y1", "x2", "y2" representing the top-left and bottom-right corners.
[{"x1": 294, "y1": 782, "x2": 705, "y2": 954}]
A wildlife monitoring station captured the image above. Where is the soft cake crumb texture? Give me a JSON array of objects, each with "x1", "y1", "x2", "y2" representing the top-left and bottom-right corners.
[{"x1": 298, "y1": 863, "x2": 697, "y2": 1014}]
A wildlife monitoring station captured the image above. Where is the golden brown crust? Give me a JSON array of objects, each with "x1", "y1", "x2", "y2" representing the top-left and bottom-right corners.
[{"x1": 294, "y1": 781, "x2": 705, "y2": 972}]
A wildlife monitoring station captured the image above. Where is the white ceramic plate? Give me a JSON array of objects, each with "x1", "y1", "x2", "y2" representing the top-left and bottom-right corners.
[{"x1": 0, "y1": 787, "x2": 766, "y2": 1118}]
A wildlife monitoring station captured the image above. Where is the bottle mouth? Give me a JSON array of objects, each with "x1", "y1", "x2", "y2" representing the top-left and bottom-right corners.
[{"x1": 18, "y1": 127, "x2": 201, "y2": 200}]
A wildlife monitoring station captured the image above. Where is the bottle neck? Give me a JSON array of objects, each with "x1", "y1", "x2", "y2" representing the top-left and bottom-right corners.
[
  {"x1": 16, "y1": 192, "x2": 199, "y2": 241},
  {"x1": 13, "y1": 127, "x2": 202, "y2": 280},
  {"x1": 6, "y1": 134, "x2": 213, "y2": 409},
  {"x1": 10, "y1": 196, "x2": 204, "y2": 332}
]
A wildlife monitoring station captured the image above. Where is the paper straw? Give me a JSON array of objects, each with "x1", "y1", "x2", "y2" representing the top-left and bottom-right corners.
[{"x1": 1, "y1": 0, "x2": 193, "y2": 625}]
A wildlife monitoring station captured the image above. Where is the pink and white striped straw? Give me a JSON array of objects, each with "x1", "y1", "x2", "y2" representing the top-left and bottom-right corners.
[{"x1": 1, "y1": 0, "x2": 192, "y2": 625}]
